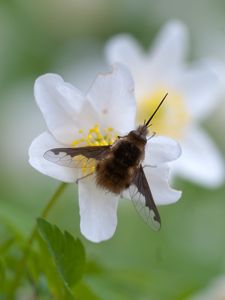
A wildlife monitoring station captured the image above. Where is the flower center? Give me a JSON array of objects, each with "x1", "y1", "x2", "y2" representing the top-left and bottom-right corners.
[
  {"x1": 71, "y1": 124, "x2": 117, "y2": 175},
  {"x1": 137, "y1": 89, "x2": 190, "y2": 139}
]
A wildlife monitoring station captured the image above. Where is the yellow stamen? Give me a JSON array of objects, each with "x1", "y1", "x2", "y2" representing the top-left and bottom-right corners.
[
  {"x1": 137, "y1": 88, "x2": 190, "y2": 139},
  {"x1": 71, "y1": 124, "x2": 117, "y2": 175}
]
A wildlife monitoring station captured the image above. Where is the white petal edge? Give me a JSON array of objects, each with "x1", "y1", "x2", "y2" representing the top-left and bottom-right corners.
[
  {"x1": 34, "y1": 73, "x2": 84, "y2": 144},
  {"x1": 177, "y1": 63, "x2": 221, "y2": 120},
  {"x1": 78, "y1": 176, "x2": 119, "y2": 243},
  {"x1": 29, "y1": 131, "x2": 79, "y2": 183},
  {"x1": 173, "y1": 126, "x2": 225, "y2": 187},
  {"x1": 144, "y1": 164, "x2": 182, "y2": 205},
  {"x1": 105, "y1": 34, "x2": 144, "y2": 74},
  {"x1": 105, "y1": 34, "x2": 154, "y2": 97},
  {"x1": 144, "y1": 135, "x2": 182, "y2": 166},
  {"x1": 149, "y1": 20, "x2": 188, "y2": 72},
  {"x1": 87, "y1": 64, "x2": 136, "y2": 135}
]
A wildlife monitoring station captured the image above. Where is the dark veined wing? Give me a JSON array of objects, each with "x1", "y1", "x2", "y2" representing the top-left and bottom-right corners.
[
  {"x1": 129, "y1": 164, "x2": 161, "y2": 231},
  {"x1": 44, "y1": 145, "x2": 111, "y2": 168}
]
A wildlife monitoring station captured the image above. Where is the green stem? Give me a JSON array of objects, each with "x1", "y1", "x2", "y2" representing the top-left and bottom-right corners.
[{"x1": 9, "y1": 182, "x2": 68, "y2": 298}]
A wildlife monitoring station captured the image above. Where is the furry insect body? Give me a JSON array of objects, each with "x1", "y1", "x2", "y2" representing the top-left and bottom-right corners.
[{"x1": 95, "y1": 131, "x2": 146, "y2": 194}]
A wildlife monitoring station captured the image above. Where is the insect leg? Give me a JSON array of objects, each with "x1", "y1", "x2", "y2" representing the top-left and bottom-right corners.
[
  {"x1": 147, "y1": 132, "x2": 156, "y2": 140},
  {"x1": 143, "y1": 164, "x2": 157, "y2": 169},
  {"x1": 76, "y1": 172, "x2": 94, "y2": 184}
]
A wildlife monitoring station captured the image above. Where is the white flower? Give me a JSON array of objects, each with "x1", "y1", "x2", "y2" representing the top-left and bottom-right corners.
[
  {"x1": 29, "y1": 64, "x2": 181, "y2": 243},
  {"x1": 188, "y1": 276, "x2": 225, "y2": 300},
  {"x1": 106, "y1": 20, "x2": 225, "y2": 188}
]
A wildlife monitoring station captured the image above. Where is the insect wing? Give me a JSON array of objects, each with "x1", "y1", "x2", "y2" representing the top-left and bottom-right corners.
[
  {"x1": 130, "y1": 165, "x2": 161, "y2": 231},
  {"x1": 44, "y1": 145, "x2": 110, "y2": 168}
]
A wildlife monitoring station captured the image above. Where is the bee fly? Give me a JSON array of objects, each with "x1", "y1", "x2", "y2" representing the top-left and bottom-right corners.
[{"x1": 44, "y1": 93, "x2": 168, "y2": 230}]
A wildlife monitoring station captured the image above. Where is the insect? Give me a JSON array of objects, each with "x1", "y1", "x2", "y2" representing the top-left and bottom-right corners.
[{"x1": 44, "y1": 93, "x2": 168, "y2": 231}]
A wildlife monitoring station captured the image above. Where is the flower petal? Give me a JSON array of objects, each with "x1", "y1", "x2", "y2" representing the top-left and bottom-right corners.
[
  {"x1": 34, "y1": 74, "x2": 84, "y2": 144},
  {"x1": 144, "y1": 165, "x2": 182, "y2": 205},
  {"x1": 86, "y1": 64, "x2": 136, "y2": 135},
  {"x1": 173, "y1": 126, "x2": 225, "y2": 187},
  {"x1": 29, "y1": 131, "x2": 79, "y2": 182},
  {"x1": 177, "y1": 64, "x2": 221, "y2": 120},
  {"x1": 78, "y1": 177, "x2": 119, "y2": 242},
  {"x1": 144, "y1": 136, "x2": 181, "y2": 166},
  {"x1": 150, "y1": 20, "x2": 188, "y2": 73},
  {"x1": 105, "y1": 34, "x2": 144, "y2": 74},
  {"x1": 105, "y1": 35, "x2": 153, "y2": 97}
]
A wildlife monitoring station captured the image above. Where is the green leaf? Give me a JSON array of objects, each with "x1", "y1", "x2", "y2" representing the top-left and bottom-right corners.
[
  {"x1": 37, "y1": 218, "x2": 85, "y2": 288},
  {"x1": 0, "y1": 218, "x2": 24, "y2": 255},
  {"x1": 37, "y1": 234, "x2": 74, "y2": 300},
  {"x1": 0, "y1": 237, "x2": 14, "y2": 255},
  {"x1": 26, "y1": 248, "x2": 42, "y2": 283},
  {"x1": 73, "y1": 282, "x2": 101, "y2": 300},
  {"x1": 0, "y1": 258, "x2": 5, "y2": 287}
]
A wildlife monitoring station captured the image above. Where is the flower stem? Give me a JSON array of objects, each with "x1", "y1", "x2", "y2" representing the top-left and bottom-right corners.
[{"x1": 9, "y1": 182, "x2": 68, "y2": 298}]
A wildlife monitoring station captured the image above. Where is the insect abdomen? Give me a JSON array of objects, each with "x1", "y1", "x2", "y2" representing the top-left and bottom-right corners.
[
  {"x1": 95, "y1": 160, "x2": 132, "y2": 194},
  {"x1": 95, "y1": 141, "x2": 142, "y2": 194}
]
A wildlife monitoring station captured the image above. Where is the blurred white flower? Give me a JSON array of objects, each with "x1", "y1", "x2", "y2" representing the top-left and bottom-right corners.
[
  {"x1": 188, "y1": 275, "x2": 225, "y2": 300},
  {"x1": 29, "y1": 64, "x2": 181, "y2": 243},
  {"x1": 106, "y1": 20, "x2": 225, "y2": 187},
  {"x1": 205, "y1": 59, "x2": 225, "y2": 131}
]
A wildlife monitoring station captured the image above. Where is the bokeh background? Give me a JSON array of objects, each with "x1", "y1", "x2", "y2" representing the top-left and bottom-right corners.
[{"x1": 1, "y1": 0, "x2": 225, "y2": 299}]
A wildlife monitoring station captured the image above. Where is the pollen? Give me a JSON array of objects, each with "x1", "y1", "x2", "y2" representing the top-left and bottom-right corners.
[
  {"x1": 137, "y1": 88, "x2": 190, "y2": 139},
  {"x1": 71, "y1": 124, "x2": 117, "y2": 175}
]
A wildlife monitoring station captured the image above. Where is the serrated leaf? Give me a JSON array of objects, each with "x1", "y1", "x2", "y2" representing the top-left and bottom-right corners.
[
  {"x1": 37, "y1": 235, "x2": 74, "y2": 300},
  {"x1": 37, "y1": 218, "x2": 85, "y2": 288}
]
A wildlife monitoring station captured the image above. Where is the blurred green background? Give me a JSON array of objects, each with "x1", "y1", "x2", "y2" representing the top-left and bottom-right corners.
[{"x1": 1, "y1": 0, "x2": 225, "y2": 299}]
